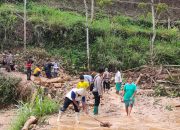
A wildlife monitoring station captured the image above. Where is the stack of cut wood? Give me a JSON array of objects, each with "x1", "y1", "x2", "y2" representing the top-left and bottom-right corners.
[{"x1": 40, "y1": 75, "x2": 71, "y2": 88}]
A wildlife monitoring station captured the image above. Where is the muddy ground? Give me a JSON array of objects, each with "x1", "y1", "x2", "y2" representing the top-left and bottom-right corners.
[
  {"x1": 36, "y1": 90, "x2": 180, "y2": 130},
  {"x1": 0, "y1": 69, "x2": 180, "y2": 130}
]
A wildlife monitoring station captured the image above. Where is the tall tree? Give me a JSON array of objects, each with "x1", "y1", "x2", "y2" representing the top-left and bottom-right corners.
[
  {"x1": 0, "y1": 5, "x2": 17, "y2": 52},
  {"x1": 150, "y1": 0, "x2": 156, "y2": 66},
  {"x1": 83, "y1": 0, "x2": 90, "y2": 70},
  {"x1": 90, "y1": 0, "x2": 94, "y2": 22},
  {"x1": 24, "y1": 0, "x2": 27, "y2": 52}
]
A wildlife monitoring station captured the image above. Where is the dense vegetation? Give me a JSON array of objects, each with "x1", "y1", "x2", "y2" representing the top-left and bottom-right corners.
[
  {"x1": 0, "y1": 2, "x2": 179, "y2": 71},
  {"x1": 0, "y1": 74, "x2": 21, "y2": 107}
]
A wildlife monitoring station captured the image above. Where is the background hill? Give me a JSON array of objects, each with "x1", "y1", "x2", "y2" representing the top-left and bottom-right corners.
[{"x1": 0, "y1": 0, "x2": 179, "y2": 71}]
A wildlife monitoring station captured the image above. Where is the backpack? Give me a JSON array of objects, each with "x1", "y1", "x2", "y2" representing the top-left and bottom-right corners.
[{"x1": 90, "y1": 75, "x2": 98, "y2": 91}]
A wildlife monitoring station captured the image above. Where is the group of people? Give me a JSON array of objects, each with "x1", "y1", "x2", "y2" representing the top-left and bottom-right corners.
[
  {"x1": 58, "y1": 67, "x2": 142, "y2": 124},
  {"x1": 1, "y1": 52, "x2": 61, "y2": 81},
  {"x1": 25, "y1": 57, "x2": 60, "y2": 80},
  {"x1": 1, "y1": 52, "x2": 141, "y2": 123}
]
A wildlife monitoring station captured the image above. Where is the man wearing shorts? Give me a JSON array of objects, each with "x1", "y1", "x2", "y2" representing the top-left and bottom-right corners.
[{"x1": 122, "y1": 74, "x2": 142, "y2": 116}]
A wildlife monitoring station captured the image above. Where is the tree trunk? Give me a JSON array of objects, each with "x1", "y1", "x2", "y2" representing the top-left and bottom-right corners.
[
  {"x1": 24, "y1": 0, "x2": 27, "y2": 52},
  {"x1": 83, "y1": 0, "x2": 90, "y2": 71},
  {"x1": 168, "y1": 16, "x2": 171, "y2": 29},
  {"x1": 90, "y1": 0, "x2": 94, "y2": 22},
  {"x1": 150, "y1": 0, "x2": 156, "y2": 66},
  {"x1": 1, "y1": 28, "x2": 6, "y2": 52}
]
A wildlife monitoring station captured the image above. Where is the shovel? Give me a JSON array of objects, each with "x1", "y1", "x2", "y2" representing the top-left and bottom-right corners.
[{"x1": 88, "y1": 115, "x2": 112, "y2": 128}]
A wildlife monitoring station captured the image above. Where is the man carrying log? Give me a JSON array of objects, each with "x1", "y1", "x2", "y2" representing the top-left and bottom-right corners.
[{"x1": 57, "y1": 88, "x2": 87, "y2": 124}]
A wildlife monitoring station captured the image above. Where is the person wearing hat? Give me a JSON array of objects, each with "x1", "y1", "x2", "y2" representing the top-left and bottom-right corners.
[{"x1": 57, "y1": 88, "x2": 87, "y2": 123}]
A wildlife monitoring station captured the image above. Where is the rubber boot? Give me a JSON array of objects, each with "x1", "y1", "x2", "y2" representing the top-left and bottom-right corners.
[
  {"x1": 93, "y1": 106, "x2": 98, "y2": 115},
  {"x1": 75, "y1": 112, "x2": 80, "y2": 124},
  {"x1": 57, "y1": 110, "x2": 63, "y2": 122}
]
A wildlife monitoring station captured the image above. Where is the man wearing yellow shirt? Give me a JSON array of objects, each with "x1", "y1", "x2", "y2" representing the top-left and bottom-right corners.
[
  {"x1": 33, "y1": 64, "x2": 41, "y2": 77},
  {"x1": 77, "y1": 75, "x2": 89, "y2": 90}
]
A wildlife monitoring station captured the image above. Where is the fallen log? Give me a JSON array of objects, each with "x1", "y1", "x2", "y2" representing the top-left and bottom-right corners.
[
  {"x1": 156, "y1": 80, "x2": 180, "y2": 85},
  {"x1": 123, "y1": 65, "x2": 148, "y2": 73},
  {"x1": 163, "y1": 65, "x2": 180, "y2": 67},
  {"x1": 22, "y1": 116, "x2": 38, "y2": 130},
  {"x1": 46, "y1": 77, "x2": 64, "y2": 83},
  {"x1": 53, "y1": 83, "x2": 62, "y2": 88}
]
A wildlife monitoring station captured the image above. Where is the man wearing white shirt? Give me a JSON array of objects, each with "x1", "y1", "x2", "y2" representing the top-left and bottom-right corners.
[{"x1": 115, "y1": 68, "x2": 122, "y2": 94}]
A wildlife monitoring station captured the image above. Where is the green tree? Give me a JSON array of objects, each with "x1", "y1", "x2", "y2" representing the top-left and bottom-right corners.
[{"x1": 0, "y1": 5, "x2": 17, "y2": 51}]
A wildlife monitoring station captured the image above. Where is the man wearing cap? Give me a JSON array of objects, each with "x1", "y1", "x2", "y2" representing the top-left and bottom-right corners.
[{"x1": 57, "y1": 88, "x2": 87, "y2": 123}]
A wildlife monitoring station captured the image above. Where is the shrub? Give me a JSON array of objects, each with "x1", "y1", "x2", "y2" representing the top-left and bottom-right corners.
[
  {"x1": 10, "y1": 87, "x2": 59, "y2": 130},
  {"x1": 0, "y1": 74, "x2": 21, "y2": 106}
]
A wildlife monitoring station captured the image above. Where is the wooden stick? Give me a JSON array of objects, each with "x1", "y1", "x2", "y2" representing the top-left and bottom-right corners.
[
  {"x1": 175, "y1": 105, "x2": 180, "y2": 107},
  {"x1": 166, "y1": 69, "x2": 174, "y2": 80},
  {"x1": 163, "y1": 65, "x2": 180, "y2": 67},
  {"x1": 156, "y1": 80, "x2": 180, "y2": 85},
  {"x1": 88, "y1": 115, "x2": 105, "y2": 125}
]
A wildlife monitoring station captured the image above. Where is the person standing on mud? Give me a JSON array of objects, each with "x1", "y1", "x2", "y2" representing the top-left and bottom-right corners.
[
  {"x1": 26, "y1": 57, "x2": 33, "y2": 80},
  {"x1": 2, "y1": 53, "x2": 7, "y2": 66},
  {"x1": 92, "y1": 67, "x2": 105, "y2": 115},
  {"x1": 115, "y1": 67, "x2": 122, "y2": 94},
  {"x1": 6, "y1": 51, "x2": 14, "y2": 72},
  {"x1": 44, "y1": 59, "x2": 54, "y2": 79},
  {"x1": 103, "y1": 68, "x2": 111, "y2": 93},
  {"x1": 121, "y1": 74, "x2": 142, "y2": 116},
  {"x1": 57, "y1": 88, "x2": 87, "y2": 124},
  {"x1": 52, "y1": 60, "x2": 59, "y2": 78}
]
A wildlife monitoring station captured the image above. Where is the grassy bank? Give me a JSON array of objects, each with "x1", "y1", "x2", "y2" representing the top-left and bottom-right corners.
[{"x1": 10, "y1": 87, "x2": 59, "y2": 130}]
